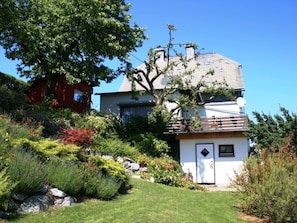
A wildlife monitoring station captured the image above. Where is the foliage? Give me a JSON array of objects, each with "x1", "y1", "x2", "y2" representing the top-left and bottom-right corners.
[
  {"x1": 91, "y1": 136, "x2": 139, "y2": 159},
  {"x1": 7, "y1": 149, "x2": 45, "y2": 195},
  {"x1": 45, "y1": 159, "x2": 84, "y2": 196},
  {"x1": 124, "y1": 115, "x2": 149, "y2": 137},
  {"x1": 12, "y1": 138, "x2": 80, "y2": 161},
  {"x1": 72, "y1": 111, "x2": 124, "y2": 138},
  {"x1": 82, "y1": 157, "x2": 130, "y2": 200},
  {"x1": 83, "y1": 170, "x2": 121, "y2": 200},
  {"x1": 136, "y1": 155, "x2": 189, "y2": 187},
  {"x1": 0, "y1": 72, "x2": 29, "y2": 113},
  {"x1": 0, "y1": 115, "x2": 40, "y2": 143},
  {"x1": 131, "y1": 132, "x2": 170, "y2": 157},
  {"x1": 0, "y1": 0, "x2": 146, "y2": 98},
  {"x1": 232, "y1": 138, "x2": 297, "y2": 222},
  {"x1": 24, "y1": 110, "x2": 68, "y2": 137},
  {"x1": 59, "y1": 127, "x2": 94, "y2": 149},
  {"x1": 0, "y1": 168, "x2": 16, "y2": 210},
  {"x1": 248, "y1": 107, "x2": 297, "y2": 153},
  {"x1": 86, "y1": 156, "x2": 131, "y2": 194}
]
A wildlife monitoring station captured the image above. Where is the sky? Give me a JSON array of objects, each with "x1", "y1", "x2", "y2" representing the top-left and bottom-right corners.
[{"x1": 0, "y1": 0, "x2": 297, "y2": 119}]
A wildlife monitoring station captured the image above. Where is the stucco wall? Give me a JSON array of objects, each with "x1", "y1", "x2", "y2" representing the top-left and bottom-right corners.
[
  {"x1": 180, "y1": 137, "x2": 249, "y2": 186},
  {"x1": 100, "y1": 92, "x2": 154, "y2": 115}
]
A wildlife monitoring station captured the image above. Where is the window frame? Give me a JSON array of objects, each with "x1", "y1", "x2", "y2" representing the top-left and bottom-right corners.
[{"x1": 218, "y1": 144, "x2": 235, "y2": 157}]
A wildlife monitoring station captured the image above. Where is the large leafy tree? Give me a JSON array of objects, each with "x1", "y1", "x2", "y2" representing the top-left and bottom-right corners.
[
  {"x1": 248, "y1": 107, "x2": 297, "y2": 153},
  {"x1": 126, "y1": 25, "x2": 232, "y2": 128},
  {"x1": 0, "y1": 0, "x2": 145, "y2": 95}
]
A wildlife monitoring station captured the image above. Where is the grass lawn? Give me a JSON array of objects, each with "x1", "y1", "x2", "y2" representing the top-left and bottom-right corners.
[{"x1": 3, "y1": 178, "x2": 247, "y2": 223}]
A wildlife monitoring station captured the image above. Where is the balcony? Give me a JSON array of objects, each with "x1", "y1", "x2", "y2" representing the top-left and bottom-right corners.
[{"x1": 165, "y1": 115, "x2": 248, "y2": 134}]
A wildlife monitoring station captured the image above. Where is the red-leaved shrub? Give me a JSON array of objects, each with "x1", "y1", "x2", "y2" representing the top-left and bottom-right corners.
[{"x1": 60, "y1": 128, "x2": 94, "y2": 148}]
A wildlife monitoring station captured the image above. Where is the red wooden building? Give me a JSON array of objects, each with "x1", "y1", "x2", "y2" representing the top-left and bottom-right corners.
[{"x1": 27, "y1": 76, "x2": 93, "y2": 113}]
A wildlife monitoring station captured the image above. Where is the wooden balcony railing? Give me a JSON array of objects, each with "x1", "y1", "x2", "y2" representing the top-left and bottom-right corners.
[{"x1": 165, "y1": 115, "x2": 248, "y2": 134}]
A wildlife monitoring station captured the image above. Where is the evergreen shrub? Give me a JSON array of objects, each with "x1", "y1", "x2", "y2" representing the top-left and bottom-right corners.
[{"x1": 132, "y1": 132, "x2": 170, "y2": 157}]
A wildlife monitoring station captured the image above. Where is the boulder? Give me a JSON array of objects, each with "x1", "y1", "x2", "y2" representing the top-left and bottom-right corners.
[{"x1": 18, "y1": 195, "x2": 54, "y2": 214}]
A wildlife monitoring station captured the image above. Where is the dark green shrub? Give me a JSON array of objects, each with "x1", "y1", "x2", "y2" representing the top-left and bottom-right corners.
[
  {"x1": 45, "y1": 160, "x2": 84, "y2": 196},
  {"x1": 0, "y1": 72, "x2": 29, "y2": 113},
  {"x1": 132, "y1": 132, "x2": 170, "y2": 157},
  {"x1": 124, "y1": 115, "x2": 149, "y2": 137},
  {"x1": 7, "y1": 149, "x2": 45, "y2": 195},
  {"x1": 233, "y1": 138, "x2": 297, "y2": 222},
  {"x1": 25, "y1": 111, "x2": 68, "y2": 137}
]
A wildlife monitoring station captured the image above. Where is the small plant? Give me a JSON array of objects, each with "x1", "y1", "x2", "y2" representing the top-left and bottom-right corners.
[
  {"x1": 45, "y1": 160, "x2": 84, "y2": 196},
  {"x1": 7, "y1": 149, "x2": 45, "y2": 195}
]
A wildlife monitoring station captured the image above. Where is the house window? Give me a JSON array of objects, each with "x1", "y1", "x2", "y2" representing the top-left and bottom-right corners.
[
  {"x1": 219, "y1": 145, "x2": 235, "y2": 157},
  {"x1": 121, "y1": 105, "x2": 153, "y2": 125},
  {"x1": 73, "y1": 89, "x2": 84, "y2": 103}
]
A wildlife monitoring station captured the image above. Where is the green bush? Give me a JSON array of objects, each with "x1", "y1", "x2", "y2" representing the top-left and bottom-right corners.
[
  {"x1": 85, "y1": 156, "x2": 131, "y2": 195},
  {"x1": 0, "y1": 168, "x2": 16, "y2": 210},
  {"x1": 132, "y1": 132, "x2": 170, "y2": 157},
  {"x1": 7, "y1": 149, "x2": 45, "y2": 195},
  {"x1": 233, "y1": 140, "x2": 297, "y2": 222},
  {"x1": 75, "y1": 111, "x2": 124, "y2": 138},
  {"x1": 91, "y1": 136, "x2": 139, "y2": 159},
  {"x1": 84, "y1": 171, "x2": 121, "y2": 200},
  {"x1": 45, "y1": 160, "x2": 84, "y2": 196},
  {"x1": 124, "y1": 115, "x2": 149, "y2": 137}
]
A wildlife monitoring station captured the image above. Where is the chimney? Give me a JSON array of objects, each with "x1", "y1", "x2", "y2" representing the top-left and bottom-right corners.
[
  {"x1": 185, "y1": 44, "x2": 195, "y2": 60},
  {"x1": 153, "y1": 47, "x2": 165, "y2": 61}
]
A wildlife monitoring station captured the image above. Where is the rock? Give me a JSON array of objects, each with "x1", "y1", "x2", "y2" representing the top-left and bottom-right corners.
[
  {"x1": 54, "y1": 196, "x2": 76, "y2": 207},
  {"x1": 49, "y1": 188, "x2": 66, "y2": 198},
  {"x1": 18, "y1": 195, "x2": 54, "y2": 214},
  {"x1": 12, "y1": 194, "x2": 27, "y2": 202},
  {"x1": 38, "y1": 184, "x2": 49, "y2": 194},
  {"x1": 123, "y1": 158, "x2": 140, "y2": 171}
]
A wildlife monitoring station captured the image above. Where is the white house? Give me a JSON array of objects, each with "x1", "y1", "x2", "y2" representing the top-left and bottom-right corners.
[{"x1": 100, "y1": 45, "x2": 249, "y2": 186}]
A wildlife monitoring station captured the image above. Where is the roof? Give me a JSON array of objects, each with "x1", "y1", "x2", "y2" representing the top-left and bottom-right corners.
[{"x1": 119, "y1": 52, "x2": 244, "y2": 92}]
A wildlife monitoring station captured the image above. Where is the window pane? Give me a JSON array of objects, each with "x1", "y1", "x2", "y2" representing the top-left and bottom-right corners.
[
  {"x1": 74, "y1": 89, "x2": 84, "y2": 103},
  {"x1": 219, "y1": 145, "x2": 234, "y2": 157}
]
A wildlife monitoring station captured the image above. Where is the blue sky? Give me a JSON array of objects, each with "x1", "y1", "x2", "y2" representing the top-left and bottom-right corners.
[{"x1": 1, "y1": 0, "x2": 297, "y2": 119}]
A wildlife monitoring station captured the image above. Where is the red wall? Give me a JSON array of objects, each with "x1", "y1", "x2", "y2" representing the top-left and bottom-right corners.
[{"x1": 27, "y1": 76, "x2": 93, "y2": 113}]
